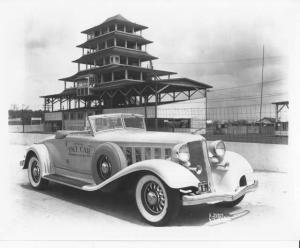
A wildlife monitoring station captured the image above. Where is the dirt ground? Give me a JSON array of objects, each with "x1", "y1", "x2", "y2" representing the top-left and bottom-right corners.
[{"x1": 0, "y1": 144, "x2": 299, "y2": 241}]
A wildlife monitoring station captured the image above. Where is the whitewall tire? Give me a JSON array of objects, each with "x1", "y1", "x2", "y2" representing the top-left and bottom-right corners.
[
  {"x1": 28, "y1": 156, "x2": 49, "y2": 190},
  {"x1": 135, "y1": 174, "x2": 180, "y2": 226}
]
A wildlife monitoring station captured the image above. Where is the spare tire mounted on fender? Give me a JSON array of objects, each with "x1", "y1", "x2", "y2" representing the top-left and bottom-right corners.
[{"x1": 91, "y1": 142, "x2": 127, "y2": 184}]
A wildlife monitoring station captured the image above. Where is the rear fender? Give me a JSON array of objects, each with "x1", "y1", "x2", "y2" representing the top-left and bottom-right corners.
[
  {"x1": 23, "y1": 144, "x2": 55, "y2": 176},
  {"x1": 83, "y1": 159, "x2": 200, "y2": 191}
]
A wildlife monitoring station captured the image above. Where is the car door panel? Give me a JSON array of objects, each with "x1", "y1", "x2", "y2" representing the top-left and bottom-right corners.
[
  {"x1": 65, "y1": 136, "x2": 94, "y2": 175},
  {"x1": 44, "y1": 139, "x2": 68, "y2": 169}
]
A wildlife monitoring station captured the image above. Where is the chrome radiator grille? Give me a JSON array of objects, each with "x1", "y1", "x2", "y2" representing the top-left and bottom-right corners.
[{"x1": 187, "y1": 140, "x2": 212, "y2": 186}]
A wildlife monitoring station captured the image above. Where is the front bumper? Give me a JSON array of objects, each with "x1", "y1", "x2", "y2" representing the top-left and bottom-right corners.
[{"x1": 182, "y1": 180, "x2": 258, "y2": 206}]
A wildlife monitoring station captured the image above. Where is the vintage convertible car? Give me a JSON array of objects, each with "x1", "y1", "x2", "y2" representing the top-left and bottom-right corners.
[{"x1": 20, "y1": 113, "x2": 258, "y2": 226}]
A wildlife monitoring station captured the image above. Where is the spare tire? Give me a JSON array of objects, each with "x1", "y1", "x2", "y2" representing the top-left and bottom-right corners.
[{"x1": 91, "y1": 142, "x2": 127, "y2": 185}]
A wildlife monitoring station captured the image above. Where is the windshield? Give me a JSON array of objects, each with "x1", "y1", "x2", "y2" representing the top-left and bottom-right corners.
[
  {"x1": 92, "y1": 116, "x2": 123, "y2": 132},
  {"x1": 89, "y1": 114, "x2": 145, "y2": 133},
  {"x1": 123, "y1": 116, "x2": 145, "y2": 129}
]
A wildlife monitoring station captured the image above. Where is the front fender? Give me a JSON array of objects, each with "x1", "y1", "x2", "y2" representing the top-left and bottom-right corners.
[
  {"x1": 24, "y1": 144, "x2": 54, "y2": 176},
  {"x1": 83, "y1": 159, "x2": 200, "y2": 191},
  {"x1": 211, "y1": 151, "x2": 254, "y2": 192}
]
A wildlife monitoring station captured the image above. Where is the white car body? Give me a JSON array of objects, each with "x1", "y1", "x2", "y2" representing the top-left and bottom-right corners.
[{"x1": 21, "y1": 113, "x2": 258, "y2": 225}]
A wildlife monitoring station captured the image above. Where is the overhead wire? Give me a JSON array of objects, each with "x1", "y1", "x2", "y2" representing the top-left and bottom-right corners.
[{"x1": 159, "y1": 56, "x2": 285, "y2": 65}]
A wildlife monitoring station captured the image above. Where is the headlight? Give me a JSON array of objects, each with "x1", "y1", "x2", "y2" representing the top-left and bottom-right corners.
[
  {"x1": 172, "y1": 143, "x2": 190, "y2": 166},
  {"x1": 209, "y1": 140, "x2": 226, "y2": 159},
  {"x1": 215, "y1": 141, "x2": 226, "y2": 157},
  {"x1": 178, "y1": 144, "x2": 190, "y2": 162}
]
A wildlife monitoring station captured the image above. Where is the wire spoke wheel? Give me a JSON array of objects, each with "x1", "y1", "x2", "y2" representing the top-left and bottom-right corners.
[
  {"x1": 97, "y1": 155, "x2": 112, "y2": 180},
  {"x1": 135, "y1": 174, "x2": 180, "y2": 226},
  {"x1": 27, "y1": 155, "x2": 48, "y2": 190},
  {"x1": 31, "y1": 160, "x2": 41, "y2": 183},
  {"x1": 142, "y1": 181, "x2": 166, "y2": 215}
]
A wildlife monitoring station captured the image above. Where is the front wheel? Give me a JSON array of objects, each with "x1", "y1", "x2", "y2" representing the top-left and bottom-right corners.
[
  {"x1": 135, "y1": 174, "x2": 180, "y2": 226},
  {"x1": 27, "y1": 155, "x2": 49, "y2": 190}
]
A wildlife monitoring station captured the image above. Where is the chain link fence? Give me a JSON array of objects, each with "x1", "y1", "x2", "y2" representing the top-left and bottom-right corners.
[
  {"x1": 151, "y1": 103, "x2": 288, "y2": 144},
  {"x1": 8, "y1": 103, "x2": 288, "y2": 144}
]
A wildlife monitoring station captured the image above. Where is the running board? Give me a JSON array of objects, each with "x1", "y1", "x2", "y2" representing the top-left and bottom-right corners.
[{"x1": 43, "y1": 174, "x2": 96, "y2": 190}]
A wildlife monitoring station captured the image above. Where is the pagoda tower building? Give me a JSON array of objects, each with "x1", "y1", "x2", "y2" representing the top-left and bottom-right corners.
[{"x1": 42, "y1": 15, "x2": 212, "y2": 132}]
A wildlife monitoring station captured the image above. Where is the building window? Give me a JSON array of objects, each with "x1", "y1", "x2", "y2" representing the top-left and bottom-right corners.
[
  {"x1": 98, "y1": 59, "x2": 104, "y2": 67},
  {"x1": 78, "y1": 112, "x2": 84, "y2": 120},
  {"x1": 127, "y1": 70, "x2": 140, "y2": 80},
  {"x1": 70, "y1": 112, "x2": 76, "y2": 120},
  {"x1": 125, "y1": 147, "x2": 132, "y2": 165},
  {"x1": 107, "y1": 39, "x2": 114, "y2": 47},
  {"x1": 126, "y1": 26, "x2": 133, "y2": 33},
  {"x1": 145, "y1": 147, "x2": 151, "y2": 160},
  {"x1": 114, "y1": 70, "x2": 125, "y2": 81},
  {"x1": 154, "y1": 148, "x2": 161, "y2": 159},
  {"x1": 165, "y1": 148, "x2": 172, "y2": 159},
  {"x1": 135, "y1": 147, "x2": 142, "y2": 162},
  {"x1": 120, "y1": 56, "x2": 127, "y2": 64},
  {"x1": 104, "y1": 56, "x2": 110, "y2": 65},
  {"x1": 109, "y1": 55, "x2": 120, "y2": 64},
  {"x1": 103, "y1": 72, "x2": 112, "y2": 82},
  {"x1": 63, "y1": 112, "x2": 69, "y2": 120},
  {"x1": 108, "y1": 24, "x2": 115, "y2": 32},
  {"x1": 127, "y1": 40, "x2": 136, "y2": 49},
  {"x1": 89, "y1": 75, "x2": 95, "y2": 84},
  {"x1": 99, "y1": 42, "x2": 105, "y2": 50},
  {"x1": 128, "y1": 57, "x2": 139, "y2": 66},
  {"x1": 116, "y1": 39, "x2": 126, "y2": 47},
  {"x1": 117, "y1": 23, "x2": 125, "y2": 31}
]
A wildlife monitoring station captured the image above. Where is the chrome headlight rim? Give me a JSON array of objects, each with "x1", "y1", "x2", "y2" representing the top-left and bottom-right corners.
[{"x1": 209, "y1": 140, "x2": 226, "y2": 160}]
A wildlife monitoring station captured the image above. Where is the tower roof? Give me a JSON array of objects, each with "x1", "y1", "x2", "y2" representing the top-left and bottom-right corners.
[
  {"x1": 41, "y1": 77, "x2": 211, "y2": 98},
  {"x1": 103, "y1": 14, "x2": 130, "y2": 23},
  {"x1": 81, "y1": 14, "x2": 148, "y2": 34}
]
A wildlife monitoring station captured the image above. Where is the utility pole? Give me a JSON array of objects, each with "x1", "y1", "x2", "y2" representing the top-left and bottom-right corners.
[
  {"x1": 155, "y1": 81, "x2": 158, "y2": 130},
  {"x1": 21, "y1": 104, "x2": 25, "y2": 133},
  {"x1": 259, "y1": 45, "x2": 265, "y2": 134},
  {"x1": 205, "y1": 89, "x2": 208, "y2": 132}
]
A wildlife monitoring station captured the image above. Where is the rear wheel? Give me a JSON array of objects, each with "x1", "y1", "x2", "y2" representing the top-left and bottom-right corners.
[
  {"x1": 135, "y1": 174, "x2": 180, "y2": 226},
  {"x1": 27, "y1": 155, "x2": 49, "y2": 190}
]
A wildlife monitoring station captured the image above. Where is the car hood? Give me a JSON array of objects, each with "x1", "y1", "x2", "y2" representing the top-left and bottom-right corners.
[{"x1": 91, "y1": 129, "x2": 205, "y2": 145}]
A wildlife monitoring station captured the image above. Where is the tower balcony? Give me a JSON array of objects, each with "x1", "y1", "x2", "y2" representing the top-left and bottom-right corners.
[
  {"x1": 73, "y1": 46, "x2": 157, "y2": 66},
  {"x1": 79, "y1": 36, "x2": 151, "y2": 56},
  {"x1": 59, "y1": 64, "x2": 176, "y2": 82},
  {"x1": 77, "y1": 30, "x2": 152, "y2": 50}
]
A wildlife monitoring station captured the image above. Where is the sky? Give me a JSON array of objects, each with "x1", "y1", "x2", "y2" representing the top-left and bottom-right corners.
[{"x1": 1, "y1": 0, "x2": 298, "y2": 110}]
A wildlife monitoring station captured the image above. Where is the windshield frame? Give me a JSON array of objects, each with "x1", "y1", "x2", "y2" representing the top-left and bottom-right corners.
[{"x1": 88, "y1": 113, "x2": 146, "y2": 136}]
